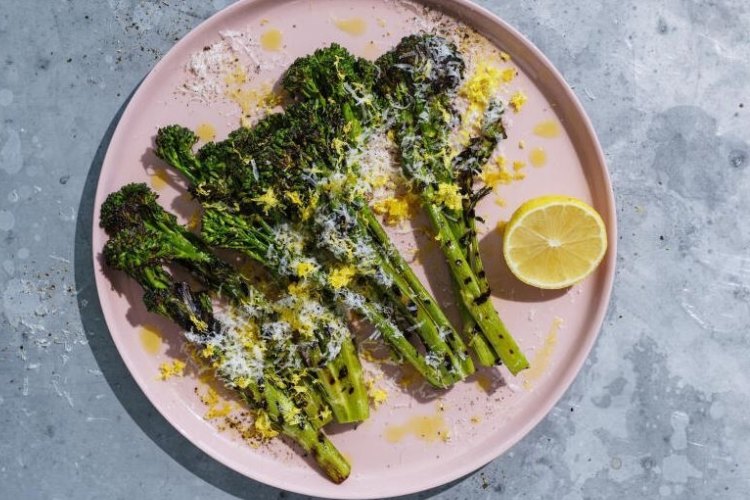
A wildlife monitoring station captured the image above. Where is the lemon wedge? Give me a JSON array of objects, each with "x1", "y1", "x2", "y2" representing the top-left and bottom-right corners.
[{"x1": 503, "y1": 195, "x2": 607, "y2": 289}]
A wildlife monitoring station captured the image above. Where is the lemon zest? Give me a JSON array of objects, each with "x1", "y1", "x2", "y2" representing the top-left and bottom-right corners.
[
  {"x1": 254, "y1": 411, "x2": 279, "y2": 439},
  {"x1": 509, "y1": 90, "x2": 528, "y2": 113},
  {"x1": 158, "y1": 359, "x2": 186, "y2": 380},
  {"x1": 372, "y1": 195, "x2": 413, "y2": 225},
  {"x1": 365, "y1": 377, "x2": 389, "y2": 408},
  {"x1": 285, "y1": 191, "x2": 303, "y2": 206},
  {"x1": 328, "y1": 265, "x2": 357, "y2": 289},
  {"x1": 295, "y1": 260, "x2": 316, "y2": 278},
  {"x1": 253, "y1": 187, "x2": 280, "y2": 214},
  {"x1": 433, "y1": 183, "x2": 463, "y2": 211}
]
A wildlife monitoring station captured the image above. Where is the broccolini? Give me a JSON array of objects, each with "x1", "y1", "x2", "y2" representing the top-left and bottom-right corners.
[
  {"x1": 101, "y1": 183, "x2": 369, "y2": 424},
  {"x1": 375, "y1": 34, "x2": 528, "y2": 373}
]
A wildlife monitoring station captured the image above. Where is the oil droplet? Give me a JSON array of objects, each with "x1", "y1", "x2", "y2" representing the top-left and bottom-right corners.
[
  {"x1": 475, "y1": 372, "x2": 493, "y2": 393},
  {"x1": 474, "y1": 370, "x2": 503, "y2": 394},
  {"x1": 384, "y1": 414, "x2": 449, "y2": 443},
  {"x1": 140, "y1": 326, "x2": 162, "y2": 355},
  {"x1": 529, "y1": 147, "x2": 547, "y2": 167},
  {"x1": 186, "y1": 210, "x2": 202, "y2": 231},
  {"x1": 397, "y1": 363, "x2": 420, "y2": 388},
  {"x1": 239, "y1": 263, "x2": 254, "y2": 280},
  {"x1": 196, "y1": 123, "x2": 216, "y2": 142},
  {"x1": 198, "y1": 368, "x2": 218, "y2": 385},
  {"x1": 335, "y1": 17, "x2": 367, "y2": 36},
  {"x1": 260, "y1": 28, "x2": 283, "y2": 51},
  {"x1": 523, "y1": 317, "x2": 562, "y2": 390},
  {"x1": 533, "y1": 120, "x2": 561, "y2": 138},
  {"x1": 228, "y1": 88, "x2": 257, "y2": 117},
  {"x1": 227, "y1": 83, "x2": 280, "y2": 118},
  {"x1": 150, "y1": 168, "x2": 170, "y2": 190}
]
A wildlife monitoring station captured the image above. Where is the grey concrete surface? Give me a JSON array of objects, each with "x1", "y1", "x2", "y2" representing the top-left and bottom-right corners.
[{"x1": 1, "y1": 0, "x2": 749, "y2": 498}]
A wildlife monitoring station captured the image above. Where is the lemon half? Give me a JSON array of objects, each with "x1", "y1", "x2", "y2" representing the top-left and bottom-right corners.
[{"x1": 503, "y1": 195, "x2": 608, "y2": 289}]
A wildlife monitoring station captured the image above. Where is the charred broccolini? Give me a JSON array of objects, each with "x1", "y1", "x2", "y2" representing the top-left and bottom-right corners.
[
  {"x1": 101, "y1": 183, "x2": 369, "y2": 425},
  {"x1": 101, "y1": 235, "x2": 350, "y2": 482},
  {"x1": 154, "y1": 44, "x2": 475, "y2": 387},
  {"x1": 375, "y1": 34, "x2": 528, "y2": 374},
  {"x1": 101, "y1": 33, "x2": 532, "y2": 484}
]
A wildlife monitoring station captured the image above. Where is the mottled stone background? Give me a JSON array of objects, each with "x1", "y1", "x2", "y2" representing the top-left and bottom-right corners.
[{"x1": 1, "y1": 0, "x2": 748, "y2": 498}]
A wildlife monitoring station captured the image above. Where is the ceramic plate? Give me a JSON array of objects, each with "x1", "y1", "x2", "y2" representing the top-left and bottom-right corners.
[{"x1": 92, "y1": 0, "x2": 616, "y2": 498}]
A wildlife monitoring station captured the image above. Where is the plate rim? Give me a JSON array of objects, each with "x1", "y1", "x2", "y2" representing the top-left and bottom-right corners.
[{"x1": 91, "y1": 0, "x2": 617, "y2": 498}]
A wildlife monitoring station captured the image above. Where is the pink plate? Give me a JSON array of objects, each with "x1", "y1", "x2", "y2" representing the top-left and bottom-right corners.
[{"x1": 92, "y1": 0, "x2": 616, "y2": 498}]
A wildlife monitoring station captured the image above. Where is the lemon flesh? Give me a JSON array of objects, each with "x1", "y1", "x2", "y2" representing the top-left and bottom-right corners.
[{"x1": 503, "y1": 195, "x2": 608, "y2": 289}]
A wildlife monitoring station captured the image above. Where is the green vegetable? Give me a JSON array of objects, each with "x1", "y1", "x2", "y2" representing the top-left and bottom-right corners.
[
  {"x1": 154, "y1": 44, "x2": 475, "y2": 386},
  {"x1": 198, "y1": 203, "x2": 460, "y2": 388},
  {"x1": 375, "y1": 34, "x2": 528, "y2": 374},
  {"x1": 99, "y1": 34, "x2": 535, "y2": 484},
  {"x1": 102, "y1": 254, "x2": 350, "y2": 483},
  {"x1": 450, "y1": 102, "x2": 506, "y2": 365},
  {"x1": 101, "y1": 183, "x2": 369, "y2": 424}
]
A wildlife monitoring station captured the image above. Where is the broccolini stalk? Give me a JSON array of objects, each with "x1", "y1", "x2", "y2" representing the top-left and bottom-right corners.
[
  {"x1": 311, "y1": 198, "x2": 473, "y2": 381},
  {"x1": 376, "y1": 34, "x2": 528, "y2": 374},
  {"x1": 448, "y1": 103, "x2": 507, "y2": 365},
  {"x1": 385, "y1": 98, "x2": 505, "y2": 366},
  {"x1": 101, "y1": 184, "x2": 368, "y2": 424},
  {"x1": 100, "y1": 249, "x2": 349, "y2": 483}
]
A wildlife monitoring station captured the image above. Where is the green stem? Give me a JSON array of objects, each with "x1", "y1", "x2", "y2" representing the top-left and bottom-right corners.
[
  {"x1": 263, "y1": 380, "x2": 350, "y2": 484},
  {"x1": 358, "y1": 300, "x2": 454, "y2": 388},
  {"x1": 311, "y1": 337, "x2": 369, "y2": 423},
  {"x1": 372, "y1": 251, "x2": 469, "y2": 382},
  {"x1": 284, "y1": 373, "x2": 333, "y2": 429},
  {"x1": 201, "y1": 207, "x2": 371, "y2": 418},
  {"x1": 450, "y1": 275, "x2": 498, "y2": 366},
  {"x1": 443, "y1": 209, "x2": 500, "y2": 366},
  {"x1": 132, "y1": 275, "x2": 344, "y2": 479},
  {"x1": 422, "y1": 201, "x2": 528, "y2": 374},
  {"x1": 359, "y1": 207, "x2": 474, "y2": 377}
]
